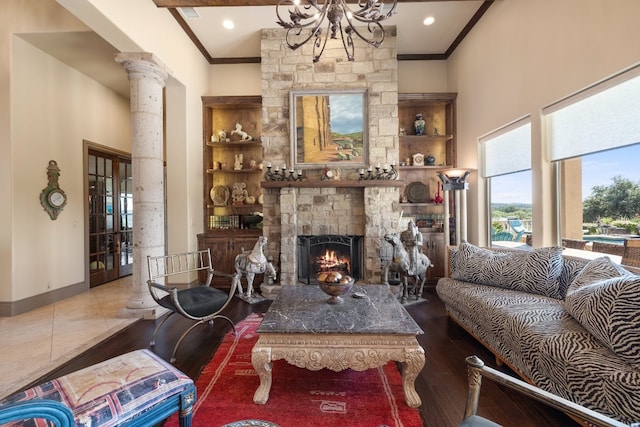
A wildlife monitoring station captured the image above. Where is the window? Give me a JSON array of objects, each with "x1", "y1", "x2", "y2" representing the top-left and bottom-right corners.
[
  {"x1": 545, "y1": 64, "x2": 640, "y2": 258},
  {"x1": 480, "y1": 118, "x2": 532, "y2": 247}
]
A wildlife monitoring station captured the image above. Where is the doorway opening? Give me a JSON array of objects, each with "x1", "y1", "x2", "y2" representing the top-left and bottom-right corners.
[{"x1": 87, "y1": 147, "x2": 133, "y2": 287}]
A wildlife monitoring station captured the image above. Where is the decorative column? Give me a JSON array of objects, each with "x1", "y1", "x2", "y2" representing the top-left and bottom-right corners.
[
  {"x1": 438, "y1": 170, "x2": 471, "y2": 246},
  {"x1": 115, "y1": 53, "x2": 169, "y2": 319}
]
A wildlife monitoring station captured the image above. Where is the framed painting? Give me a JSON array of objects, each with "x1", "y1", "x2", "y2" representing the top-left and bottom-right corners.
[{"x1": 290, "y1": 89, "x2": 368, "y2": 169}]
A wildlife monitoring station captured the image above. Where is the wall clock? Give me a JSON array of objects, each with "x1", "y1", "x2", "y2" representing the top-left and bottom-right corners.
[{"x1": 40, "y1": 160, "x2": 68, "y2": 220}]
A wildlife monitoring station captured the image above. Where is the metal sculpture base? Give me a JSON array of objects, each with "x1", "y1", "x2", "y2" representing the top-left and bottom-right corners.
[{"x1": 237, "y1": 293, "x2": 267, "y2": 305}]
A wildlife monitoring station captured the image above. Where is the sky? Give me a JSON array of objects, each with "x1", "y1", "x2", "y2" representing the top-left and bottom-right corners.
[
  {"x1": 491, "y1": 143, "x2": 640, "y2": 204},
  {"x1": 328, "y1": 94, "x2": 364, "y2": 135}
]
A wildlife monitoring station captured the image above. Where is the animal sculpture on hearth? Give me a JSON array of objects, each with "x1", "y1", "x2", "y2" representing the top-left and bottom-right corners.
[
  {"x1": 233, "y1": 236, "x2": 277, "y2": 298},
  {"x1": 382, "y1": 233, "x2": 432, "y2": 303},
  {"x1": 230, "y1": 122, "x2": 252, "y2": 141}
]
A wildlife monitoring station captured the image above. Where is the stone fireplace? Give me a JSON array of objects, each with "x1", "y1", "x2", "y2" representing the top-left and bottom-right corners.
[
  {"x1": 297, "y1": 234, "x2": 364, "y2": 284},
  {"x1": 259, "y1": 27, "x2": 400, "y2": 289}
]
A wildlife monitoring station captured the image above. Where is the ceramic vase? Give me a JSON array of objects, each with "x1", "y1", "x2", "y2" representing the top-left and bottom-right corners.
[{"x1": 414, "y1": 114, "x2": 426, "y2": 136}]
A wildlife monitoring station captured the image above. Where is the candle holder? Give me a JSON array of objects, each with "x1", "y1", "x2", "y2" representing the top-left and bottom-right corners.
[
  {"x1": 359, "y1": 164, "x2": 398, "y2": 181},
  {"x1": 264, "y1": 165, "x2": 303, "y2": 181}
]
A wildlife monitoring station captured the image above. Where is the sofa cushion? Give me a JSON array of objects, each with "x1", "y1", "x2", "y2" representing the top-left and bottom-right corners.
[
  {"x1": 565, "y1": 274, "x2": 640, "y2": 365},
  {"x1": 566, "y1": 256, "x2": 630, "y2": 294},
  {"x1": 450, "y1": 242, "x2": 565, "y2": 298}
]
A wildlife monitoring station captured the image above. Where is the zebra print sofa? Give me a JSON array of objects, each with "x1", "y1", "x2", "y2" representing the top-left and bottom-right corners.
[{"x1": 436, "y1": 242, "x2": 640, "y2": 425}]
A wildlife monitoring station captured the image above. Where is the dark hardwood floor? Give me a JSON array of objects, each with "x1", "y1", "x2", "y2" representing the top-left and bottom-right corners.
[{"x1": 25, "y1": 286, "x2": 577, "y2": 427}]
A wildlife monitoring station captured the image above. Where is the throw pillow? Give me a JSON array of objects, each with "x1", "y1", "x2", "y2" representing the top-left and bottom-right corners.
[
  {"x1": 564, "y1": 275, "x2": 640, "y2": 365},
  {"x1": 451, "y1": 242, "x2": 564, "y2": 299},
  {"x1": 566, "y1": 256, "x2": 630, "y2": 295}
]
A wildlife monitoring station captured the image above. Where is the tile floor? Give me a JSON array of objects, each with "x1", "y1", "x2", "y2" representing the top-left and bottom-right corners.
[{"x1": 0, "y1": 277, "x2": 138, "y2": 399}]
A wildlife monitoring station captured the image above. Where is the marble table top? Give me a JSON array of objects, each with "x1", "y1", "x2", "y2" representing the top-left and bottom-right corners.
[{"x1": 256, "y1": 284, "x2": 423, "y2": 336}]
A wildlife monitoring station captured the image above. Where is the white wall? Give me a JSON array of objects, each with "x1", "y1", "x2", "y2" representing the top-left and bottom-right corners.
[
  {"x1": 0, "y1": 0, "x2": 129, "y2": 304},
  {"x1": 398, "y1": 61, "x2": 448, "y2": 93},
  {"x1": 2, "y1": 0, "x2": 211, "y2": 308},
  {"x1": 447, "y1": 0, "x2": 640, "y2": 246},
  {"x1": 59, "y1": 0, "x2": 211, "y2": 257},
  {"x1": 10, "y1": 37, "x2": 130, "y2": 301}
]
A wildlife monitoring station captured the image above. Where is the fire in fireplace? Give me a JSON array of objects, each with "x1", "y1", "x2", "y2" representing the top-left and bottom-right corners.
[{"x1": 297, "y1": 235, "x2": 363, "y2": 284}]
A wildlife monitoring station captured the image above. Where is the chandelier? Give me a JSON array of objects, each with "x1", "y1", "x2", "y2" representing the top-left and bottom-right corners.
[{"x1": 276, "y1": 0, "x2": 398, "y2": 63}]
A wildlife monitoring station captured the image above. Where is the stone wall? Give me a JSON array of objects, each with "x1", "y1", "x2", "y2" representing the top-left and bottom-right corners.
[{"x1": 260, "y1": 27, "x2": 400, "y2": 286}]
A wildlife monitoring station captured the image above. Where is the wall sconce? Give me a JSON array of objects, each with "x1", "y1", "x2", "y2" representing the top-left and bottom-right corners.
[{"x1": 438, "y1": 170, "x2": 471, "y2": 246}]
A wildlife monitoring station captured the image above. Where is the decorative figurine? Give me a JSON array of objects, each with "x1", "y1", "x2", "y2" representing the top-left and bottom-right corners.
[
  {"x1": 217, "y1": 129, "x2": 226, "y2": 141},
  {"x1": 414, "y1": 114, "x2": 426, "y2": 136},
  {"x1": 234, "y1": 153, "x2": 243, "y2": 170},
  {"x1": 434, "y1": 182, "x2": 443, "y2": 204},
  {"x1": 233, "y1": 236, "x2": 277, "y2": 301},
  {"x1": 230, "y1": 122, "x2": 252, "y2": 141},
  {"x1": 382, "y1": 228, "x2": 432, "y2": 304},
  {"x1": 232, "y1": 182, "x2": 248, "y2": 205}
]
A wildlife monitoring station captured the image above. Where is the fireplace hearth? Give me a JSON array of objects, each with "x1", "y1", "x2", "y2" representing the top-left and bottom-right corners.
[{"x1": 297, "y1": 235, "x2": 363, "y2": 285}]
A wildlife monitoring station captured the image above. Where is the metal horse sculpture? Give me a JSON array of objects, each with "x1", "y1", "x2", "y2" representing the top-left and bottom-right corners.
[
  {"x1": 233, "y1": 236, "x2": 276, "y2": 298},
  {"x1": 382, "y1": 233, "x2": 432, "y2": 303}
]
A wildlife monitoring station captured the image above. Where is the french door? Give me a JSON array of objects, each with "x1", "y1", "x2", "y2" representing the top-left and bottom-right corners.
[{"x1": 88, "y1": 149, "x2": 133, "y2": 287}]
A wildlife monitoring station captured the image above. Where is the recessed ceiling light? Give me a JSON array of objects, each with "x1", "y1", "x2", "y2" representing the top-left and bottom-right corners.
[
  {"x1": 179, "y1": 7, "x2": 199, "y2": 19},
  {"x1": 423, "y1": 16, "x2": 435, "y2": 26},
  {"x1": 223, "y1": 19, "x2": 234, "y2": 30}
]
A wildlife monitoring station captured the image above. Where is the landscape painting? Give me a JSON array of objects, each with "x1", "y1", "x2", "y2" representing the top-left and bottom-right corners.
[{"x1": 290, "y1": 89, "x2": 368, "y2": 168}]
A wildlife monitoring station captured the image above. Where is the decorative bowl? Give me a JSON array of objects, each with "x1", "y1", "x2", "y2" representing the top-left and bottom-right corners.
[{"x1": 318, "y1": 275, "x2": 355, "y2": 304}]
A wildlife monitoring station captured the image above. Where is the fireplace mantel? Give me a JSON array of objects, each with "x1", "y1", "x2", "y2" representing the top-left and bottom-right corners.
[{"x1": 261, "y1": 180, "x2": 405, "y2": 189}]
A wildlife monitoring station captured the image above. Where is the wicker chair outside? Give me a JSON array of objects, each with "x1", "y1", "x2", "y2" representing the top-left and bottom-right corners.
[
  {"x1": 621, "y1": 238, "x2": 640, "y2": 267},
  {"x1": 562, "y1": 238, "x2": 588, "y2": 250},
  {"x1": 592, "y1": 241, "x2": 625, "y2": 256}
]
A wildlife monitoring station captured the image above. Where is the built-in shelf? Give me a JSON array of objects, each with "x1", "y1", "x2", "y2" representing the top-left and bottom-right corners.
[
  {"x1": 206, "y1": 203, "x2": 262, "y2": 210},
  {"x1": 399, "y1": 135, "x2": 454, "y2": 141},
  {"x1": 399, "y1": 165, "x2": 452, "y2": 171},
  {"x1": 399, "y1": 202, "x2": 445, "y2": 207},
  {"x1": 261, "y1": 180, "x2": 405, "y2": 189},
  {"x1": 207, "y1": 169, "x2": 263, "y2": 174},
  {"x1": 206, "y1": 141, "x2": 262, "y2": 147}
]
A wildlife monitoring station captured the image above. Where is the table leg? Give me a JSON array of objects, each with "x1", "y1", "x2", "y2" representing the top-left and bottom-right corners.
[
  {"x1": 401, "y1": 346, "x2": 426, "y2": 408},
  {"x1": 252, "y1": 343, "x2": 272, "y2": 404}
]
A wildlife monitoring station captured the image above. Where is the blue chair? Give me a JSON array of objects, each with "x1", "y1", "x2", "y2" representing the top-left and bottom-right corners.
[
  {"x1": 0, "y1": 349, "x2": 195, "y2": 427},
  {"x1": 491, "y1": 231, "x2": 515, "y2": 241},
  {"x1": 507, "y1": 218, "x2": 526, "y2": 242}
]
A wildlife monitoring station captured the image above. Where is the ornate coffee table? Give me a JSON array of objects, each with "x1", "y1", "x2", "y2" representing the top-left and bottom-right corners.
[{"x1": 251, "y1": 284, "x2": 425, "y2": 408}]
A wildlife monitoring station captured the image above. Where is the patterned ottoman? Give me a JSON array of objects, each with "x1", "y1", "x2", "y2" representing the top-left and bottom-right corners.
[{"x1": 0, "y1": 349, "x2": 195, "y2": 427}]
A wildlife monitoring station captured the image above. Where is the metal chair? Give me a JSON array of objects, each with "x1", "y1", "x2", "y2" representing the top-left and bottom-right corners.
[
  {"x1": 460, "y1": 356, "x2": 635, "y2": 427},
  {"x1": 147, "y1": 248, "x2": 237, "y2": 362},
  {"x1": 621, "y1": 238, "x2": 640, "y2": 267}
]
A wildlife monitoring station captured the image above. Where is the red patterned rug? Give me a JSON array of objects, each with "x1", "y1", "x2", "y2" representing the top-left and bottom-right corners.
[{"x1": 166, "y1": 313, "x2": 423, "y2": 427}]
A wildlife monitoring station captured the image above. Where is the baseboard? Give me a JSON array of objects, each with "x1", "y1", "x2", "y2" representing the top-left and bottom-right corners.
[{"x1": 0, "y1": 281, "x2": 88, "y2": 316}]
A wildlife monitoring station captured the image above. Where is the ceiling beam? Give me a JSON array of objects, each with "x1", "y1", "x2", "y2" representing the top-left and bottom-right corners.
[
  {"x1": 153, "y1": 0, "x2": 479, "y2": 7},
  {"x1": 158, "y1": 0, "x2": 494, "y2": 63}
]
